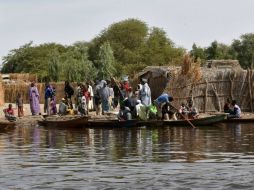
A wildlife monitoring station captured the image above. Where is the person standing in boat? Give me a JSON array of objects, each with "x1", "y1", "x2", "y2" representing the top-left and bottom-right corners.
[
  {"x1": 228, "y1": 100, "x2": 241, "y2": 119},
  {"x1": 140, "y1": 78, "x2": 151, "y2": 107},
  {"x1": 154, "y1": 93, "x2": 174, "y2": 119},
  {"x1": 99, "y1": 80, "x2": 110, "y2": 115},
  {"x1": 64, "y1": 81, "x2": 74, "y2": 109},
  {"x1": 44, "y1": 82, "x2": 53, "y2": 115},
  {"x1": 29, "y1": 82, "x2": 40, "y2": 115}
]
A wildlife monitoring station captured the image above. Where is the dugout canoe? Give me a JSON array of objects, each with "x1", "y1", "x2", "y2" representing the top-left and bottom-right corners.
[
  {"x1": 38, "y1": 115, "x2": 89, "y2": 127},
  {"x1": 0, "y1": 120, "x2": 16, "y2": 129},
  {"x1": 38, "y1": 114, "x2": 226, "y2": 128},
  {"x1": 163, "y1": 114, "x2": 226, "y2": 126}
]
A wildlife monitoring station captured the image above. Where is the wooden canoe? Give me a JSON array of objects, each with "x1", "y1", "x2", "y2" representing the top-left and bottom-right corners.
[
  {"x1": 37, "y1": 114, "x2": 226, "y2": 128},
  {"x1": 38, "y1": 115, "x2": 89, "y2": 127},
  {"x1": 163, "y1": 114, "x2": 226, "y2": 126},
  {"x1": 0, "y1": 120, "x2": 16, "y2": 129}
]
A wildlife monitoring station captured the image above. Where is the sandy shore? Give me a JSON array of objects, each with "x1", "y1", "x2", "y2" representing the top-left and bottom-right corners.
[{"x1": 0, "y1": 103, "x2": 46, "y2": 119}]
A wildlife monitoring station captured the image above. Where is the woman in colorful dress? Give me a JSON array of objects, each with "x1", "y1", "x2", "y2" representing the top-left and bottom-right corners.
[{"x1": 29, "y1": 82, "x2": 40, "y2": 115}]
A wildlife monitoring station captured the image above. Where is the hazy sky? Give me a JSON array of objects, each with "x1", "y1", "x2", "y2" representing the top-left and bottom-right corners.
[{"x1": 1, "y1": 0, "x2": 254, "y2": 62}]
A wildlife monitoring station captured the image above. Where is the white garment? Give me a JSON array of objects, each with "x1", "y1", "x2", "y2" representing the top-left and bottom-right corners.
[
  {"x1": 88, "y1": 85, "x2": 94, "y2": 110},
  {"x1": 140, "y1": 83, "x2": 151, "y2": 106}
]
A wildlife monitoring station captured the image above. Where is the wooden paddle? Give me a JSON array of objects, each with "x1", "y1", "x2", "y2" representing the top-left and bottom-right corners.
[{"x1": 170, "y1": 104, "x2": 196, "y2": 129}]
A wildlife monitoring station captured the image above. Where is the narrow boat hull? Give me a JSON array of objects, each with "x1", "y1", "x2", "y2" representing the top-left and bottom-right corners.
[
  {"x1": 38, "y1": 116, "x2": 89, "y2": 127},
  {"x1": 0, "y1": 121, "x2": 16, "y2": 130},
  {"x1": 163, "y1": 114, "x2": 226, "y2": 126}
]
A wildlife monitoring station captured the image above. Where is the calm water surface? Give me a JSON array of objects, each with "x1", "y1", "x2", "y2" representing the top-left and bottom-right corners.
[{"x1": 0, "y1": 122, "x2": 254, "y2": 189}]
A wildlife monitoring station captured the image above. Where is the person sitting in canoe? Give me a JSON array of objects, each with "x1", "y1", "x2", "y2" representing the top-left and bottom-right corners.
[
  {"x1": 118, "y1": 99, "x2": 132, "y2": 120},
  {"x1": 3, "y1": 104, "x2": 17, "y2": 121},
  {"x1": 59, "y1": 98, "x2": 68, "y2": 115},
  {"x1": 161, "y1": 102, "x2": 177, "y2": 120},
  {"x1": 186, "y1": 100, "x2": 199, "y2": 119},
  {"x1": 148, "y1": 102, "x2": 158, "y2": 120},
  {"x1": 78, "y1": 96, "x2": 87, "y2": 116},
  {"x1": 224, "y1": 98, "x2": 231, "y2": 113},
  {"x1": 154, "y1": 93, "x2": 174, "y2": 119},
  {"x1": 227, "y1": 100, "x2": 241, "y2": 119},
  {"x1": 177, "y1": 103, "x2": 188, "y2": 119}
]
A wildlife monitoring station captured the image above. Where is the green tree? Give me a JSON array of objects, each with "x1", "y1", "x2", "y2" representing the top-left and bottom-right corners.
[
  {"x1": 89, "y1": 18, "x2": 148, "y2": 66},
  {"x1": 205, "y1": 41, "x2": 235, "y2": 60},
  {"x1": 143, "y1": 27, "x2": 176, "y2": 65},
  {"x1": 190, "y1": 43, "x2": 206, "y2": 64},
  {"x1": 48, "y1": 50, "x2": 60, "y2": 82},
  {"x1": 62, "y1": 42, "x2": 96, "y2": 82},
  {"x1": 231, "y1": 33, "x2": 254, "y2": 68},
  {"x1": 96, "y1": 42, "x2": 116, "y2": 79}
]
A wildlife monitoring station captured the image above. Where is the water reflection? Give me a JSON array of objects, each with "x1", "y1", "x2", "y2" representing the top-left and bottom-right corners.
[
  {"x1": 1, "y1": 123, "x2": 254, "y2": 189},
  {"x1": 1, "y1": 123, "x2": 254, "y2": 163}
]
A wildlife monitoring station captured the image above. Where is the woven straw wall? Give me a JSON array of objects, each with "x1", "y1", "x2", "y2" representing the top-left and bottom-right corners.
[
  {"x1": 166, "y1": 68, "x2": 254, "y2": 112},
  {"x1": 4, "y1": 82, "x2": 77, "y2": 104}
]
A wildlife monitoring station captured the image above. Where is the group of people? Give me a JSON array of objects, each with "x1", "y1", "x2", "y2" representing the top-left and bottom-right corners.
[
  {"x1": 2, "y1": 77, "x2": 242, "y2": 122},
  {"x1": 224, "y1": 98, "x2": 241, "y2": 119},
  {"x1": 117, "y1": 78, "x2": 199, "y2": 121}
]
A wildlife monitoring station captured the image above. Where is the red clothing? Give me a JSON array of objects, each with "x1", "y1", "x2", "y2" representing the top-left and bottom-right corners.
[
  {"x1": 83, "y1": 90, "x2": 91, "y2": 102},
  {"x1": 122, "y1": 82, "x2": 131, "y2": 97},
  {"x1": 6, "y1": 108, "x2": 14, "y2": 115}
]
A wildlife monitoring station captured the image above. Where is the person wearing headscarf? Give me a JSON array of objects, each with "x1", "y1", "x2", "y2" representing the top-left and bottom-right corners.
[
  {"x1": 87, "y1": 81, "x2": 94, "y2": 111},
  {"x1": 140, "y1": 78, "x2": 151, "y2": 106},
  {"x1": 98, "y1": 80, "x2": 110, "y2": 114},
  {"x1": 29, "y1": 82, "x2": 40, "y2": 115}
]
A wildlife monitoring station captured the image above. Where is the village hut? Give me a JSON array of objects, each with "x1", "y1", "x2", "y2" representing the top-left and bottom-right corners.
[{"x1": 134, "y1": 66, "x2": 179, "y2": 100}]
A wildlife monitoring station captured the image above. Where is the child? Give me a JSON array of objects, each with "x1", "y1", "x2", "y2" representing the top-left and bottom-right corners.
[
  {"x1": 4, "y1": 104, "x2": 17, "y2": 121},
  {"x1": 50, "y1": 87, "x2": 57, "y2": 115},
  {"x1": 16, "y1": 93, "x2": 24, "y2": 117}
]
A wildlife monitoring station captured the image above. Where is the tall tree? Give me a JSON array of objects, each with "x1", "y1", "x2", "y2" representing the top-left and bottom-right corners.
[
  {"x1": 48, "y1": 50, "x2": 60, "y2": 82},
  {"x1": 231, "y1": 33, "x2": 254, "y2": 68},
  {"x1": 143, "y1": 27, "x2": 185, "y2": 66},
  {"x1": 96, "y1": 42, "x2": 116, "y2": 79},
  {"x1": 190, "y1": 43, "x2": 206, "y2": 64}
]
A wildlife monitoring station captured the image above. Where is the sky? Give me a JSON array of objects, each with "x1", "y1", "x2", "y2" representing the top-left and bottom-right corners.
[{"x1": 1, "y1": 0, "x2": 254, "y2": 63}]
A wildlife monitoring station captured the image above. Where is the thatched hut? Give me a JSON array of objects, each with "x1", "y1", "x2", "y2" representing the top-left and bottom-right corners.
[{"x1": 134, "y1": 66, "x2": 180, "y2": 100}]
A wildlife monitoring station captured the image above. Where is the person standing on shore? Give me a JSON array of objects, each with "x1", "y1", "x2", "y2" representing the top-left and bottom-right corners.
[
  {"x1": 44, "y1": 82, "x2": 52, "y2": 115},
  {"x1": 16, "y1": 93, "x2": 24, "y2": 117},
  {"x1": 64, "y1": 81, "x2": 74, "y2": 109},
  {"x1": 29, "y1": 82, "x2": 40, "y2": 115}
]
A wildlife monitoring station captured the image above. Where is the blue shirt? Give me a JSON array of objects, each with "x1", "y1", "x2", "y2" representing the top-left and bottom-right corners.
[
  {"x1": 155, "y1": 93, "x2": 171, "y2": 105},
  {"x1": 45, "y1": 87, "x2": 52, "y2": 99}
]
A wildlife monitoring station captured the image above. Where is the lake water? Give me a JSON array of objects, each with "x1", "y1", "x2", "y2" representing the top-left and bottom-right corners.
[{"x1": 0, "y1": 123, "x2": 254, "y2": 189}]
